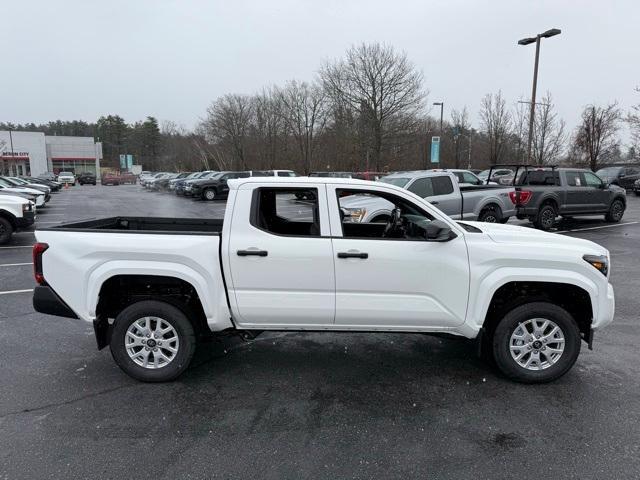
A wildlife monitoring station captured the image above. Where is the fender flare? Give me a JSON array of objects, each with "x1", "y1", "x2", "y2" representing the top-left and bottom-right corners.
[
  {"x1": 86, "y1": 260, "x2": 231, "y2": 331},
  {"x1": 469, "y1": 267, "x2": 598, "y2": 331}
]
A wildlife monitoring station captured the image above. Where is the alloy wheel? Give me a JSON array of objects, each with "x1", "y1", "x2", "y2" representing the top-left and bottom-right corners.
[{"x1": 509, "y1": 318, "x2": 565, "y2": 370}]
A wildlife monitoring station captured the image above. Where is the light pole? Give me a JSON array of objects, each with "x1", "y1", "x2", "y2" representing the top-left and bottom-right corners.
[
  {"x1": 518, "y1": 28, "x2": 561, "y2": 164},
  {"x1": 432, "y1": 102, "x2": 444, "y2": 167}
]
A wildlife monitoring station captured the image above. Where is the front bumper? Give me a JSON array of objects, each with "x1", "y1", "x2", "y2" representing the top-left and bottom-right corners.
[
  {"x1": 16, "y1": 211, "x2": 35, "y2": 228},
  {"x1": 593, "y1": 282, "x2": 615, "y2": 330}
]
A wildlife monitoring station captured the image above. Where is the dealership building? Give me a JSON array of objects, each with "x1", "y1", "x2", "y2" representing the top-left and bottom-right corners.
[{"x1": 0, "y1": 130, "x2": 102, "y2": 177}]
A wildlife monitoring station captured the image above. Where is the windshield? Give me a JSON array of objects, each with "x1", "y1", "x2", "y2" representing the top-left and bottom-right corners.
[
  {"x1": 59, "y1": 172, "x2": 73, "y2": 176},
  {"x1": 596, "y1": 167, "x2": 622, "y2": 176},
  {"x1": 379, "y1": 176, "x2": 411, "y2": 188}
]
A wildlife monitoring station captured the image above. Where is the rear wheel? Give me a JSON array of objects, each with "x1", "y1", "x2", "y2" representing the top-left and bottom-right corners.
[
  {"x1": 110, "y1": 300, "x2": 196, "y2": 382},
  {"x1": 0, "y1": 217, "x2": 14, "y2": 245},
  {"x1": 203, "y1": 188, "x2": 217, "y2": 201},
  {"x1": 492, "y1": 302, "x2": 581, "y2": 383},
  {"x1": 533, "y1": 204, "x2": 556, "y2": 231},
  {"x1": 478, "y1": 205, "x2": 502, "y2": 223},
  {"x1": 605, "y1": 199, "x2": 624, "y2": 222}
]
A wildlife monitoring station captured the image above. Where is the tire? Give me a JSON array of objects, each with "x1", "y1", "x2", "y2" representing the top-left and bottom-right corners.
[
  {"x1": 478, "y1": 205, "x2": 502, "y2": 223},
  {"x1": 0, "y1": 217, "x2": 14, "y2": 245},
  {"x1": 605, "y1": 199, "x2": 625, "y2": 223},
  {"x1": 109, "y1": 300, "x2": 196, "y2": 382},
  {"x1": 203, "y1": 188, "x2": 217, "y2": 201},
  {"x1": 533, "y1": 204, "x2": 556, "y2": 231},
  {"x1": 492, "y1": 302, "x2": 581, "y2": 383}
]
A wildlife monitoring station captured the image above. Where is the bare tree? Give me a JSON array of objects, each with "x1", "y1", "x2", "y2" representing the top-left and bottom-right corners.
[
  {"x1": 573, "y1": 102, "x2": 621, "y2": 171},
  {"x1": 320, "y1": 42, "x2": 426, "y2": 170},
  {"x1": 451, "y1": 107, "x2": 470, "y2": 168},
  {"x1": 277, "y1": 80, "x2": 328, "y2": 174},
  {"x1": 252, "y1": 87, "x2": 286, "y2": 170},
  {"x1": 627, "y1": 86, "x2": 640, "y2": 150},
  {"x1": 512, "y1": 99, "x2": 529, "y2": 164},
  {"x1": 479, "y1": 90, "x2": 511, "y2": 165},
  {"x1": 532, "y1": 92, "x2": 566, "y2": 165},
  {"x1": 204, "y1": 94, "x2": 253, "y2": 170}
]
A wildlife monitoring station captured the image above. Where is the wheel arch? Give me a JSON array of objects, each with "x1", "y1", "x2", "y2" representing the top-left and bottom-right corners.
[{"x1": 477, "y1": 277, "x2": 595, "y2": 341}]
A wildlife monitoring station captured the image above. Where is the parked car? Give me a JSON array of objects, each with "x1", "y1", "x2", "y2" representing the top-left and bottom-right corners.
[
  {"x1": 595, "y1": 165, "x2": 640, "y2": 190},
  {"x1": 352, "y1": 171, "x2": 387, "y2": 181},
  {"x1": 5, "y1": 177, "x2": 51, "y2": 197},
  {"x1": 149, "y1": 173, "x2": 181, "y2": 191},
  {"x1": 634, "y1": 179, "x2": 640, "y2": 196},
  {"x1": 140, "y1": 172, "x2": 169, "y2": 188},
  {"x1": 77, "y1": 172, "x2": 97, "y2": 185},
  {"x1": 101, "y1": 173, "x2": 121, "y2": 186},
  {"x1": 25, "y1": 176, "x2": 62, "y2": 192},
  {"x1": 447, "y1": 169, "x2": 487, "y2": 186},
  {"x1": 269, "y1": 170, "x2": 297, "y2": 177},
  {"x1": 513, "y1": 167, "x2": 627, "y2": 230},
  {"x1": 38, "y1": 172, "x2": 57, "y2": 181},
  {"x1": 373, "y1": 170, "x2": 516, "y2": 223},
  {"x1": 190, "y1": 171, "x2": 250, "y2": 200},
  {"x1": 0, "y1": 194, "x2": 34, "y2": 244},
  {"x1": 181, "y1": 171, "x2": 218, "y2": 196},
  {"x1": 33, "y1": 176, "x2": 615, "y2": 383},
  {"x1": 309, "y1": 171, "x2": 353, "y2": 178},
  {"x1": 144, "y1": 173, "x2": 173, "y2": 190},
  {"x1": 57, "y1": 171, "x2": 76, "y2": 185},
  {"x1": 119, "y1": 172, "x2": 138, "y2": 184},
  {"x1": 0, "y1": 179, "x2": 46, "y2": 207},
  {"x1": 169, "y1": 172, "x2": 198, "y2": 192}
]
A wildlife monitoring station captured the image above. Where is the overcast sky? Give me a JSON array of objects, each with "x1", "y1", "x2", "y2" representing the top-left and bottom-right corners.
[{"x1": 1, "y1": 0, "x2": 638, "y2": 142}]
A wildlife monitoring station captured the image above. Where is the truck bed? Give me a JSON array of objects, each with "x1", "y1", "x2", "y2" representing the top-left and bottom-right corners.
[{"x1": 39, "y1": 216, "x2": 224, "y2": 234}]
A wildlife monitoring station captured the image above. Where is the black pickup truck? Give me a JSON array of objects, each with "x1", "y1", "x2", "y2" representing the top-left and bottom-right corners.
[{"x1": 499, "y1": 166, "x2": 627, "y2": 231}]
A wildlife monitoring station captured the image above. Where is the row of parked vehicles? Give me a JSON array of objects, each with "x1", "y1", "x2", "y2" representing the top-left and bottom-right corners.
[
  {"x1": 0, "y1": 175, "x2": 65, "y2": 244},
  {"x1": 137, "y1": 165, "x2": 629, "y2": 231}
]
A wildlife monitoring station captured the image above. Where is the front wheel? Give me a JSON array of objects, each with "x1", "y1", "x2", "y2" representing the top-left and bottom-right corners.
[
  {"x1": 605, "y1": 199, "x2": 625, "y2": 222},
  {"x1": 110, "y1": 300, "x2": 196, "y2": 382},
  {"x1": 492, "y1": 302, "x2": 581, "y2": 383},
  {"x1": 203, "y1": 188, "x2": 217, "y2": 201},
  {"x1": 0, "y1": 217, "x2": 14, "y2": 245}
]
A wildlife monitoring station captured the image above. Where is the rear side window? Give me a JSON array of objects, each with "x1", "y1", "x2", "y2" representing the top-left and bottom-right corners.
[
  {"x1": 406, "y1": 177, "x2": 433, "y2": 197},
  {"x1": 251, "y1": 188, "x2": 320, "y2": 237},
  {"x1": 565, "y1": 172, "x2": 582, "y2": 186},
  {"x1": 432, "y1": 176, "x2": 454, "y2": 195}
]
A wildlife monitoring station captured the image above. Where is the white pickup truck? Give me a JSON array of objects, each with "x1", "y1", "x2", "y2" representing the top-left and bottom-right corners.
[
  {"x1": 0, "y1": 194, "x2": 35, "y2": 244},
  {"x1": 32, "y1": 177, "x2": 615, "y2": 383}
]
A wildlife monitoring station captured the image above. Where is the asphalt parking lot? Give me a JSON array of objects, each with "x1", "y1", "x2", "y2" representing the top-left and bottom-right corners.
[{"x1": 1, "y1": 185, "x2": 639, "y2": 479}]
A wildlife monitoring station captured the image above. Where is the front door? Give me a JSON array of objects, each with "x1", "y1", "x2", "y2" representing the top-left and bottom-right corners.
[
  {"x1": 582, "y1": 171, "x2": 609, "y2": 212},
  {"x1": 329, "y1": 185, "x2": 470, "y2": 329},
  {"x1": 227, "y1": 185, "x2": 335, "y2": 327}
]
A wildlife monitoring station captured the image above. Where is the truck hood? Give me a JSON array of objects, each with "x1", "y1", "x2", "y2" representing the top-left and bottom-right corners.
[
  {"x1": 461, "y1": 221, "x2": 608, "y2": 256},
  {"x1": 0, "y1": 193, "x2": 30, "y2": 205}
]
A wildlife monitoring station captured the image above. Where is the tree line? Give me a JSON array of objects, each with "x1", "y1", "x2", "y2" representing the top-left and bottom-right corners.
[{"x1": 2, "y1": 42, "x2": 639, "y2": 173}]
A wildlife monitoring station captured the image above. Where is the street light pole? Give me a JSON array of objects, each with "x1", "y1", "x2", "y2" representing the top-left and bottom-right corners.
[{"x1": 518, "y1": 28, "x2": 561, "y2": 165}]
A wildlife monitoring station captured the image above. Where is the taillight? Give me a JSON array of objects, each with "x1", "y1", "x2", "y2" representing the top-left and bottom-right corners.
[
  {"x1": 509, "y1": 189, "x2": 533, "y2": 206},
  {"x1": 33, "y1": 242, "x2": 49, "y2": 285}
]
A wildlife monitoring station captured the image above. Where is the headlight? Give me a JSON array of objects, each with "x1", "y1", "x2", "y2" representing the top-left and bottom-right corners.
[
  {"x1": 343, "y1": 208, "x2": 367, "y2": 223},
  {"x1": 583, "y1": 254, "x2": 609, "y2": 277}
]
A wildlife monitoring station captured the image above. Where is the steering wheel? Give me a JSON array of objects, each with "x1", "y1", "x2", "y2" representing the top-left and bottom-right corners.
[{"x1": 383, "y1": 207, "x2": 406, "y2": 238}]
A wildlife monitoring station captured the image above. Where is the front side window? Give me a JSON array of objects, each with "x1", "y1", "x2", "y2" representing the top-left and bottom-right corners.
[
  {"x1": 251, "y1": 187, "x2": 320, "y2": 236},
  {"x1": 337, "y1": 189, "x2": 435, "y2": 240},
  {"x1": 583, "y1": 172, "x2": 603, "y2": 187},
  {"x1": 462, "y1": 172, "x2": 481, "y2": 185}
]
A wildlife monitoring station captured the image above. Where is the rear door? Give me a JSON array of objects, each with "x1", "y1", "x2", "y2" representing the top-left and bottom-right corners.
[
  {"x1": 406, "y1": 175, "x2": 460, "y2": 218},
  {"x1": 563, "y1": 170, "x2": 590, "y2": 213},
  {"x1": 226, "y1": 184, "x2": 335, "y2": 327}
]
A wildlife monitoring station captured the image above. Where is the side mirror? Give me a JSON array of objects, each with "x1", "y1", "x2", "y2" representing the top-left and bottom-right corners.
[{"x1": 424, "y1": 220, "x2": 455, "y2": 242}]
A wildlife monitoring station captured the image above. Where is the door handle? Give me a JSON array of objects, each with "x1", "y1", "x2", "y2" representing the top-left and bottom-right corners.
[
  {"x1": 337, "y1": 252, "x2": 368, "y2": 259},
  {"x1": 237, "y1": 249, "x2": 268, "y2": 257}
]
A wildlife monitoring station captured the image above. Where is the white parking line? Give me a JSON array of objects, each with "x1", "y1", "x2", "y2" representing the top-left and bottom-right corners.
[
  {"x1": 0, "y1": 262, "x2": 33, "y2": 267},
  {"x1": 37, "y1": 213, "x2": 65, "y2": 216},
  {"x1": 559, "y1": 221, "x2": 639, "y2": 233},
  {"x1": 0, "y1": 289, "x2": 33, "y2": 295},
  {"x1": 36, "y1": 221, "x2": 62, "y2": 224}
]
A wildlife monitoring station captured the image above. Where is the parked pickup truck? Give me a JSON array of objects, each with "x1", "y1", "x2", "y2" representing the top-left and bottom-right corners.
[
  {"x1": 32, "y1": 177, "x2": 615, "y2": 383},
  {"x1": 372, "y1": 170, "x2": 516, "y2": 223},
  {"x1": 511, "y1": 167, "x2": 627, "y2": 230},
  {"x1": 0, "y1": 194, "x2": 35, "y2": 244}
]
